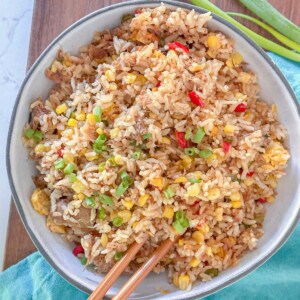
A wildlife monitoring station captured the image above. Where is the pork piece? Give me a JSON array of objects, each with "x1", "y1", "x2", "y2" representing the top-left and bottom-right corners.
[
  {"x1": 45, "y1": 68, "x2": 65, "y2": 83},
  {"x1": 80, "y1": 122, "x2": 97, "y2": 141},
  {"x1": 32, "y1": 174, "x2": 46, "y2": 188},
  {"x1": 30, "y1": 98, "x2": 50, "y2": 129},
  {"x1": 88, "y1": 45, "x2": 108, "y2": 60}
]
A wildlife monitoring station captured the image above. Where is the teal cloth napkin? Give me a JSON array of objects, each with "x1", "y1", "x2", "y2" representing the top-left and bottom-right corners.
[{"x1": 1, "y1": 53, "x2": 299, "y2": 300}]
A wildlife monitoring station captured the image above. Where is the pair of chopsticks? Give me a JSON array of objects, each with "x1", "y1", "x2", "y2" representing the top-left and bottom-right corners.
[{"x1": 88, "y1": 234, "x2": 177, "y2": 300}]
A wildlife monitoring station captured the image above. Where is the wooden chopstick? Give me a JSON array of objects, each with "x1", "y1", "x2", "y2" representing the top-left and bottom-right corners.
[
  {"x1": 88, "y1": 234, "x2": 149, "y2": 300},
  {"x1": 112, "y1": 236, "x2": 178, "y2": 300}
]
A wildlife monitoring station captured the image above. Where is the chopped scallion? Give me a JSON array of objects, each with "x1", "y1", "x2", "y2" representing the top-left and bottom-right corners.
[
  {"x1": 54, "y1": 158, "x2": 65, "y2": 170},
  {"x1": 69, "y1": 173, "x2": 77, "y2": 183},
  {"x1": 193, "y1": 128, "x2": 205, "y2": 144},
  {"x1": 107, "y1": 157, "x2": 118, "y2": 166},
  {"x1": 93, "y1": 106, "x2": 102, "y2": 122},
  {"x1": 94, "y1": 134, "x2": 107, "y2": 146},
  {"x1": 188, "y1": 178, "x2": 200, "y2": 183},
  {"x1": 98, "y1": 207, "x2": 106, "y2": 220},
  {"x1": 64, "y1": 162, "x2": 75, "y2": 175},
  {"x1": 24, "y1": 128, "x2": 35, "y2": 139},
  {"x1": 112, "y1": 216, "x2": 123, "y2": 227},
  {"x1": 80, "y1": 256, "x2": 87, "y2": 265},
  {"x1": 184, "y1": 128, "x2": 192, "y2": 140},
  {"x1": 199, "y1": 149, "x2": 212, "y2": 158},
  {"x1": 32, "y1": 130, "x2": 43, "y2": 143},
  {"x1": 163, "y1": 187, "x2": 174, "y2": 198},
  {"x1": 114, "y1": 251, "x2": 124, "y2": 260},
  {"x1": 184, "y1": 147, "x2": 198, "y2": 156},
  {"x1": 142, "y1": 132, "x2": 152, "y2": 140},
  {"x1": 93, "y1": 144, "x2": 107, "y2": 154},
  {"x1": 173, "y1": 220, "x2": 184, "y2": 234},
  {"x1": 98, "y1": 162, "x2": 106, "y2": 172},
  {"x1": 102, "y1": 120, "x2": 109, "y2": 126},
  {"x1": 85, "y1": 197, "x2": 95, "y2": 207},
  {"x1": 98, "y1": 194, "x2": 113, "y2": 205},
  {"x1": 132, "y1": 151, "x2": 141, "y2": 160}
]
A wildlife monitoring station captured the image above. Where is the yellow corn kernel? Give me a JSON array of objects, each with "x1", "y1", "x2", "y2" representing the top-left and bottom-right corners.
[
  {"x1": 197, "y1": 223, "x2": 210, "y2": 235},
  {"x1": 206, "y1": 246, "x2": 213, "y2": 256},
  {"x1": 206, "y1": 153, "x2": 217, "y2": 163},
  {"x1": 67, "y1": 118, "x2": 77, "y2": 127},
  {"x1": 150, "y1": 177, "x2": 165, "y2": 189},
  {"x1": 63, "y1": 153, "x2": 74, "y2": 163},
  {"x1": 192, "y1": 171, "x2": 202, "y2": 179},
  {"x1": 55, "y1": 103, "x2": 68, "y2": 115},
  {"x1": 34, "y1": 144, "x2": 48, "y2": 154},
  {"x1": 61, "y1": 129, "x2": 73, "y2": 139},
  {"x1": 85, "y1": 152, "x2": 99, "y2": 161},
  {"x1": 207, "y1": 35, "x2": 220, "y2": 49},
  {"x1": 105, "y1": 69, "x2": 116, "y2": 82},
  {"x1": 189, "y1": 63, "x2": 205, "y2": 73},
  {"x1": 109, "y1": 83, "x2": 117, "y2": 90},
  {"x1": 124, "y1": 73, "x2": 137, "y2": 84},
  {"x1": 110, "y1": 128, "x2": 120, "y2": 138},
  {"x1": 207, "y1": 188, "x2": 220, "y2": 201},
  {"x1": 118, "y1": 210, "x2": 132, "y2": 223},
  {"x1": 46, "y1": 215, "x2": 66, "y2": 233},
  {"x1": 267, "y1": 175, "x2": 278, "y2": 189},
  {"x1": 100, "y1": 233, "x2": 108, "y2": 247},
  {"x1": 231, "y1": 52, "x2": 243, "y2": 66},
  {"x1": 86, "y1": 113, "x2": 96, "y2": 125},
  {"x1": 224, "y1": 124, "x2": 235, "y2": 135},
  {"x1": 31, "y1": 188, "x2": 50, "y2": 216},
  {"x1": 216, "y1": 246, "x2": 225, "y2": 258},
  {"x1": 76, "y1": 112, "x2": 86, "y2": 121},
  {"x1": 135, "y1": 74, "x2": 147, "y2": 85},
  {"x1": 96, "y1": 128, "x2": 104, "y2": 135},
  {"x1": 192, "y1": 231, "x2": 204, "y2": 244},
  {"x1": 182, "y1": 155, "x2": 192, "y2": 168},
  {"x1": 187, "y1": 183, "x2": 200, "y2": 197},
  {"x1": 230, "y1": 192, "x2": 241, "y2": 201},
  {"x1": 163, "y1": 206, "x2": 174, "y2": 219},
  {"x1": 235, "y1": 92, "x2": 244, "y2": 99},
  {"x1": 215, "y1": 207, "x2": 223, "y2": 222},
  {"x1": 229, "y1": 236, "x2": 236, "y2": 245},
  {"x1": 114, "y1": 155, "x2": 124, "y2": 165},
  {"x1": 178, "y1": 274, "x2": 190, "y2": 290},
  {"x1": 149, "y1": 112, "x2": 156, "y2": 118},
  {"x1": 50, "y1": 61, "x2": 58, "y2": 73},
  {"x1": 178, "y1": 239, "x2": 184, "y2": 247},
  {"x1": 267, "y1": 195, "x2": 275, "y2": 203},
  {"x1": 210, "y1": 126, "x2": 218, "y2": 137},
  {"x1": 189, "y1": 257, "x2": 200, "y2": 267},
  {"x1": 77, "y1": 193, "x2": 85, "y2": 200},
  {"x1": 175, "y1": 177, "x2": 188, "y2": 184},
  {"x1": 71, "y1": 180, "x2": 85, "y2": 193},
  {"x1": 231, "y1": 200, "x2": 242, "y2": 209},
  {"x1": 207, "y1": 48, "x2": 217, "y2": 58},
  {"x1": 132, "y1": 221, "x2": 139, "y2": 229},
  {"x1": 243, "y1": 112, "x2": 254, "y2": 121},
  {"x1": 63, "y1": 59, "x2": 72, "y2": 67},
  {"x1": 244, "y1": 177, "x2": 254, "y2": 187},
  {"x1": 138, "y1": 194, "x2": 150, "y2": 207},
  {"x1": 161, "y1": 137, "x2": 171, "y2": 144},
  {"x1": 173, "y1": 274, "x2": 179, "y2": 287},
  {"x1": 122, "y1": 200, "x2": 134, "y2": 210}
]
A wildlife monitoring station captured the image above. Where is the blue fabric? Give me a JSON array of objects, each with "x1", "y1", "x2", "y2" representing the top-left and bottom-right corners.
[{"x1": 1, "y1": 53, "x2": 299, "y2": 300}]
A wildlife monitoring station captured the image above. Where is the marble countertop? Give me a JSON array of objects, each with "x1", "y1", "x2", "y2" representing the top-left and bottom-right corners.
[{"x1": 0, "y1": 0, "x2": 34, "y2": 270}]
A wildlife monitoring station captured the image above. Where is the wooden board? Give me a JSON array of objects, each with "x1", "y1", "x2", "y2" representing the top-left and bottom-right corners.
[{"x1": 4, "y1": 0, "x2": 299, "y2": 269}]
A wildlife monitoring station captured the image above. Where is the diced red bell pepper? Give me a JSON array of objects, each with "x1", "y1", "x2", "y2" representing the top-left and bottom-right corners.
[
  {"x1": 175, "y1": 131, "x2": 189, "y2": 148},
  {"x1": 57, "y1": 145, "x2": 65, "y2": 158},
  {"x1": 234, "y1": 103, "x2": 247, "y2": 113},
  {"x1": 168, "y1": 41, "x2": 189, "y2": 53},
  {"x1": 247, "y1": 172, "x2": 254, "y2": 177},
  {"x1": 188, "y1": 91, "x2": 205, "y2": 107},
  {"x1": 72, "y1": 244, "x2": 84, "y2": 257},
  {"x1": 223, "y1": 141, "x2": 231, "y2": 153},
  {"x1": 135, "y1": 9, "x2": 142, "y2": 14},
  {"x1": 155, "y1": 81, "x2": 161, "y2": 88},
  {"x1": 256, "y1": 198, "x2": 267, "y2": 204}
]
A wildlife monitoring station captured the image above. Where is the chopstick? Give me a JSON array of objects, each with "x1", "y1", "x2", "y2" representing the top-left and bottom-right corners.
[
  {"x1": 112, "y1": 236, "x2": 178, "y2": 300},
  {"x1": 88, "y1": 234, "x2": 149, "y2": 300}
]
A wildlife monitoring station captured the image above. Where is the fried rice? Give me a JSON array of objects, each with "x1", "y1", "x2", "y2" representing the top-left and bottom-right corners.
[{"x1": 23, "y1": 5, "x2": 290, "y2": 291}]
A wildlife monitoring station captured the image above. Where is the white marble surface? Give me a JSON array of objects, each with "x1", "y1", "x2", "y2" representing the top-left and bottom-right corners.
[{"x1": 0, "y1": 0, "x2": 34, "y2": 270}]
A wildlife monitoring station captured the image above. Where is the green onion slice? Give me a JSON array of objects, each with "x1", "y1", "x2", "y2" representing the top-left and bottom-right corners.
[
  {"x1": 132, "y1": 151, "x2": 141, "y2": 160},
  {"x1": 98, "y1": 194, "x2": 113, "y2": 205},
  {"x1": 94, "y1": 134, "x2": 107, "y2": 146},
  {"x1": 32, "y1": 130, "x2": 43, "y2": 143},
  {"x1": 24, "y1": 128, "x2": 35, "y2": 139},
  {"x1": 69, "y1": 173, "x2": 77, "y2": 183},
  {"x1": 184, "y1": 147, "x2": 198, "y2": 156},
  {"x1": 93, "y1": 106, "x2": 102, "y2": 122},
  {"x1": 93, "y1": 144, "x2": 107, "y2": 154},
  {"x1": 188, "y1": 178, "x2": 200, "y2": 183},
  {"x1": 193, "y1": 127, "x2": 205, "y2": 144},
  {"x1": 54, "y1": 158, "x2": 65, "y2": 170},
  {"x1": 85, "y1": 197, "x2": 95, "y2": 207},
  {"x1": 199, "y1": 149, "x2": 212, "y2": 158},
  {"x1": 163, "y1": 187, "x2": 174, "y2": 198},
  {"x1": 173, "y1": 220, "x2": 184, "y2": 234},
  {"x1": 98, "y1": 162, "x2": 106, "y2": 172},
  {"x1": 64, "y1": 162, "x2": 75, "y2": 175},
  {"x1": 142, "y1": 132, "x2": 152, "y2": 140},
  {"x1": 114, "y1": 251, "x2": 124, "y2": 260},
  {"x1": 98, "y1": 207, "x2": 106, "y2": 220},
  {"x1": 80, "y1": 256, "x2": 87, "y2": 265},
  {"x1": 113, "y1": 216, "x2": 123, "y2": 227}
]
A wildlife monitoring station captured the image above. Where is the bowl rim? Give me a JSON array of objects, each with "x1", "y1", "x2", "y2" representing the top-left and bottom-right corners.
[{"x1": 6, "y1": 0, "x2": 300, "y2": 298}]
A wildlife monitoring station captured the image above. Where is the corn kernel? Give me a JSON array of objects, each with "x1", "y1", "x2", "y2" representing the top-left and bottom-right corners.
[
  {"x1": 235, "y1": 92, "x2": 244, "y2": 99},
  {"x1": 56, "y1": 103, "x2": 68, "y2": 115},
  {"x1": 63, "y1": 59, "x2": 72, "y2": 67},
  {"x1": 178, "y1": 274, "x2": 190, "y2": 290},
  {"x1": 124, "y1": 73, "x2": 137, "y2": 84},
  {"x1": 267, "y1": 196, "x2": 275, "y2": 203},
  {"x1": 71, "y1": 180, "x2": 85, "y2": 193},
  {"x1": 138, "y1": 194, "x2": 150, "y2": 206},
  {"x1": 244, "y1": 177, "x2": 254, "y2": 186},
  {"x1": 77, "y1": 193, "x2": 85, "y2": 200},
  {"x1": 86, "y1": 113, "x2": 96, "y2": 125},
  {"x1": 230, "y1": 192, "x2": 241, "y2": 201},
  {"x1": 178, "y1": 239, "x2": 184, "y2": 247},
  {"x1": 63, "y1": 153, "x2": 74, "y2": 163},
  {"x1": 210, "y1": 126, "x2": 218, "y2": 137},
  {"x1": 231, "y1": 52, "x2": 243, "y2": 66},
  {"x1": 182, "y1": 155, "x2": 192, "y2": 168},
  {"x1": 34, "y1": 144, "x2": 48, "y2": 153},
  {"x1": 161, "y1": 137, "x2": 171, "y2": 145},
  {"x1": 85, "y1": 152, "x2": 99, "y2": 161},
  {"x1": 207, "y1": 48, "x2": 217, "y2": 58},
  {"x1": 215, "y1": 207, "x2": 223, "y2": 222},
  {"x1": 229, "y1": 236, "x2": 236, "y2": 245},
  {"x1": 46, "y1": 215, "x2": 66, "y2": 233},
  {"x1": 76, "y1": 112, "x2": 86, "y2": 121},
  {"x1": 192, "y1": 231, "x2": 204, "y2": 244},
  {"x1": 122, "y1": 200, "x2": 134, "y2": 210},
  {"x1": 216, "y1": 246, "x2": 225, "y2": 258},
  {"x1": 114, "y1": 155, "x2": 124, "y2": 165},
  {"x1": 110, "y1": 128, "x2": 120, "y2": 138},
  {"x1": 189, "y1": 257, "x2": 200, "y2": 267},
  {"x1": 206, "y1": 246, "x2": 213, "y2": 256},
  {"x1": 207, "y1": 35, "x2": 220, "y2": 49},
  {"x1": 149, "y1": 112, "x2": 156, "y2": 118},
  {"x1": 118, "y1": 210, "x2": 132, "y2": 223},
  {"x1": 207, "y1": 188, "x2": 220, "y2": 201},
  {"x1": 231, "y1": 200, "x2": 242, "y2": 209},
  {"x1": 243, "y1": 112, "x2": 254, "y2": 121},
  {"x1": 67, "y1": 118, "x2": 77, "y2": 127},
  {"x1": 135, "y1": 74, "x2": 147, "y2": 85},
  {"x1": 197, "y1": 223, "x2": 210, "y2": 235},
  {"x1": 189, "y1": 63, "x2": 205, "y2": 73},
  {"x1": 206, "y1": 153, "x2": 217, "y2": 163},
  {"x1": 175, "y1": 177, "x2": 188, "y2": 184},
  {"x1": 96, "y1": 128, "x2": 104, "y2": 135},
  {"x1": 187, "y1": 183, "x2": 200, "y2": 197},
  {"x1": 105, "y1": 69, "x2": 115, "y2": 82},
  {"x1": 267, "y1": 175, "x2": 278, "y2": 188},
  {"x1": 224, "y1": 124, "x2": 235, "y2": 135},
  {"x1": 109, "y1": 83, "x2": 117, "y2": 90},
  {"x1": 100, "y1": 233, "x2": 108, "y2": 247},
  {"x1": 132, "y1": 221, "x2": 139, "y2": 229},
  {"x1": 50, "y1": 61, "x2": 58, "y2": 73},
  {"x1": 163, "y1": 206, "x2": 174, "y2": 219},
  {"x1": 150, "y1": 177, "x2": 165, "y2": 189},
  {"x1": 173, "y1": 274, "x2": 179, "y2": 287},
  {"x1": 152, "y1": 88, "x2": 158, "y2": 92}
]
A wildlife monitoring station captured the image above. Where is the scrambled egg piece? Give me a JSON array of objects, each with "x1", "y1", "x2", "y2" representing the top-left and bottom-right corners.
[
  {"x1": 31, "y1": 188, "x2": 50, "y2": 216},
  {"x1": 264, "y1": 142, "x2": 290, "y2": 167},
  {"x1": 46, "y1": 215, "x2": 66, "y2": 234}
]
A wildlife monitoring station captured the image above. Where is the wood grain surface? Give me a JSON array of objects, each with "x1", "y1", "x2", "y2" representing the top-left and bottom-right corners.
[{"x1": 4, "y1": 0, "x2": 299, "y2": 269}]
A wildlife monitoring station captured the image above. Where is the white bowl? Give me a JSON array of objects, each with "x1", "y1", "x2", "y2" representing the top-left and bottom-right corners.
[{"x1": 7, "y1": 1, "x2": 300, "y2": 299}]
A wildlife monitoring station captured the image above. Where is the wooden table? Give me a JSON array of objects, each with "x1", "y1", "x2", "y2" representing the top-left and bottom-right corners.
[{"x1": 4, "y1": 0, "x2": 299, "y2": 269}]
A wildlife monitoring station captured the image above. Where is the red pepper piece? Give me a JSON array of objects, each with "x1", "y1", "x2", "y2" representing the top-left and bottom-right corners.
[
  {"x1": 167, "y1": 41, "x2": 189, "y2": 53},
  {"x1": 135, "y1": 9, "x2": 142, "y2": 14},
  {"x1": 188, "y1": 91, "x2": 205, "y2": 107},
  {"x1": 223, "y1": 141, "x2": 231, "y2": 153},
  {"x1": 57, "y1": 145, "x2": 65, "y2": 158},
  {"x1": 72, "y1": 244, "x2": 84, "y2": 257},
  {"x1": 247, "y1": 172, "x2": 254, "y2": 177},
  {"x1": 256, "y1": 198, "x2": 267, "y2": 204},
  {"x1": 175, "y1": 131, "x2": 189, "y2": 148},
  {"x1": 234, "y1": 103, "x2": 247, "y2": 113},
  {"x1": 155, "y1": 81, "x2": 161, "y2": 88}
]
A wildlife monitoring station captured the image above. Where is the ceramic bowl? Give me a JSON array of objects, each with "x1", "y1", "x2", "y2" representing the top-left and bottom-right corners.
[{"x1": 7, "y1": 0, "x2": 300, "y2": 299}]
